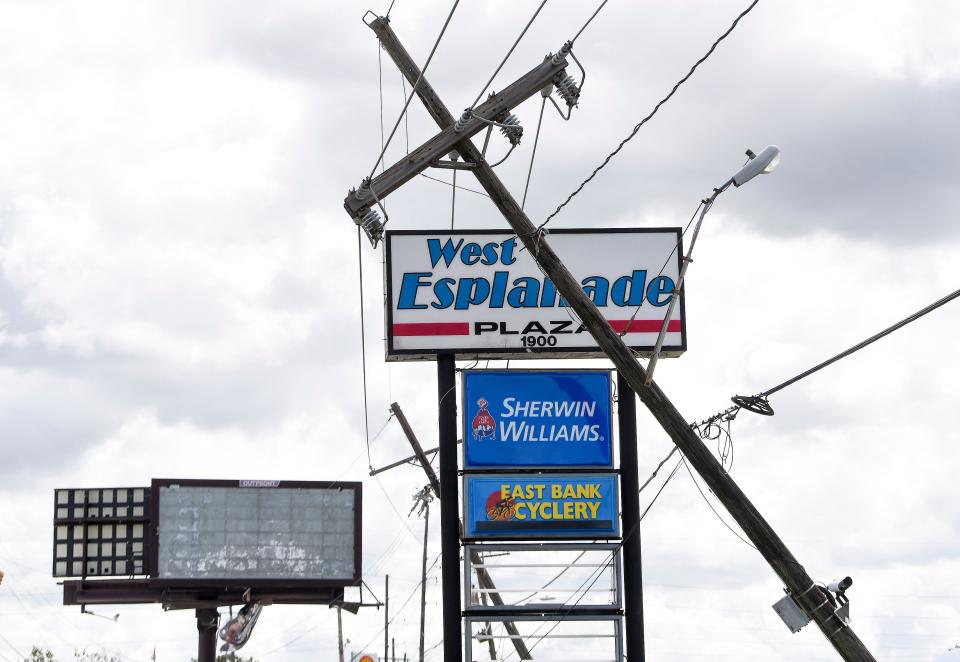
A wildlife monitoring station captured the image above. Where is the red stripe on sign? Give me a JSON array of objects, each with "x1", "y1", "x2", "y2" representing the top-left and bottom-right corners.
[
  {"x1": 609, "y1": 319, "x2": 682, "y2": 334},
  {"x1": 393, "y1": 322, "x2": 471, "y2": 336}
]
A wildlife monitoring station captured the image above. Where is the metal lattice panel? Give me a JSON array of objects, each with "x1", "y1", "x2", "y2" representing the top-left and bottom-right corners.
[{"x1": 52, "y1": 487, "x2": 150, "y2": 578}]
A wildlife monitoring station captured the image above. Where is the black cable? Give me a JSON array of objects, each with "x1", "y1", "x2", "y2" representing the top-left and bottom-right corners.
[
  {"x1": 521, "y1": 96, "x2": 548, "y2": 210},
  {"x1": 681, "y1": 457, "x2": 757, "y2": 551},
  {"x1": 357, "y1": 228, "x2": 373, "y2": 471},
  {"x1": 571, "y1": 0, "x2": 609, "y2": 45},
  {"x1": 418, "y1": 172, "x2": 489, "y2": 197},
  {"x1": 540, "y1": 0, "x2": 762, "y2": 230},
  {"x1": 640, "y1": 458, "x2": 682, "y2": 521},
  {"x1": 696, "y1": 286, "x2": 960, "y2": 426},
  {"x1": 618, "y1": 199, "x2": 702, "y2": 334},
  {"x1": 638, "y1": 445, "x2": 679, "y2": 493},
  {"x1": 470, "y1": 0, "x2": 549, "y2": 108},
  {"x1": 368, "y1": 0, "x2": 460, "y2": 179},
  {"x1": 760, "y1": 286, "x2": 960, "y2": 398}
]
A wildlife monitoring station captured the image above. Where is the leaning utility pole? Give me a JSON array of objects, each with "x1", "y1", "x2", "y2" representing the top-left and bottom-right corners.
[
  {"x1": 390, "y1": 402, "x2": 532, "y2": 660},
  {"x1": 359, "y1": 15, "x2": 876, "y2": 662}
]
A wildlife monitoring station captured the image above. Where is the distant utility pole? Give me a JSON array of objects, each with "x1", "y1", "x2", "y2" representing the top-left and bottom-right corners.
[
  {"x1": 414, "y1": 489, "x2": 431, "y2": 662},
  {"x1": 360, "y1": 16, "x2": 877, "y2": 662},
  {"x1": 390, "y1": 403, "x2": 532, "y2": 660},
  {"x1": 384, "y1": 574, "x2": 390, "y2": 662}
]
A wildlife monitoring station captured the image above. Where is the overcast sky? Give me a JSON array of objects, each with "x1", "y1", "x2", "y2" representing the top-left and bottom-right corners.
[{"x1": 1, "y1": 0, "x2": 959, "y2": 660}]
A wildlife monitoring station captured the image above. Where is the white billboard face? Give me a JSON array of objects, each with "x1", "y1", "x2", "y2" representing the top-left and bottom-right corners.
[
  {"x1": 385, "y1": 229, "x2": 685, "y2": 360},
  {"x1": 156, "y1": 485, "x2": 358, "y2": 582}
]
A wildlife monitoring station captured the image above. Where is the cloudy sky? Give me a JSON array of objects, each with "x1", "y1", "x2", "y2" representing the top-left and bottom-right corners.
[{"x1": 1, "y1": 0, "x2": 959, "y2": 660}]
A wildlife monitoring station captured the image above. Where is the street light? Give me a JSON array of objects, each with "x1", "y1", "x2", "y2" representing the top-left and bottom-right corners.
[{"x1": 645, "y1": 146, "x2": 781, "y2": 384}]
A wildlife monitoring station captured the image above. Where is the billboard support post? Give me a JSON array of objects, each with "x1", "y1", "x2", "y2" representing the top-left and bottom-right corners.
[
  {"x1": 437, "y1": 353, "x2": 462, "y2": 662},
  {"x1": 196, "y1": 608, "x2": 218, "y2": 662},
  {"x1": 618, "y1": 373, "x2": 645, "y2": 661},
  {"x1": 364, "y1": 15, "x2": 877, "y2": 662}
]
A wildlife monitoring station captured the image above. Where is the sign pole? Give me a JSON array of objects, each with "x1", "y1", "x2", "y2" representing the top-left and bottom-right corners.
[
  {"x1": 437, "y1": 353, "x2": 462, "y2": 662},
  {"x1": 196, "y1": 608, "x2": 218, "y2": 662},
  {"x1": 617, "y1": 373, "x2": 645, "y2": 661}
]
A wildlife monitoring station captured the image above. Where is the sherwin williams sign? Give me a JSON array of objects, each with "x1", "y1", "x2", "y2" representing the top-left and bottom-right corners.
[
  {"x1": 463, "y1": 370, "x2": 612, "y2": 469},
  {"x1": 384, "y1": 229, "x2": 685, "y2": 360},
  {"x1": 463, "y1": 474, "x2": 619, "y2": 539}
]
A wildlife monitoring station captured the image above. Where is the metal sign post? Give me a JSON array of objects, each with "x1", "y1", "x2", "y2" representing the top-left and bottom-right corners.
[
  {"x1": 437, "y1": 354, "x2": 462, "y2": 662},
  {"x1": 618, "y1": 373, "x2": 645, "y2": 661}
]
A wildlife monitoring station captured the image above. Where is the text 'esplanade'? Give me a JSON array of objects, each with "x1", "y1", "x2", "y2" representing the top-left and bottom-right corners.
[{"x1": 397, "y1": 238, "x2": 677, "y2": 311}]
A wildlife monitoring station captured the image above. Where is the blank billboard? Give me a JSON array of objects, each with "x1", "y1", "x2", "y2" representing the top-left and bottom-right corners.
[{"x1": 155, "y1": 481, "x2": 360, "y2": 583}]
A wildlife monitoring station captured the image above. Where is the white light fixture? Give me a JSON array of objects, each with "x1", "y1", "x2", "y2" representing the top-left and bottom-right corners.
[{"x1": 731, "y1": 145, "x2": 780, "y2": 187}]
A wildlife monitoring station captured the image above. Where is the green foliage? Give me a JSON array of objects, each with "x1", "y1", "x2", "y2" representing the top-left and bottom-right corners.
[
  {"x1": 22, "y1": 648, "x2": 124, "y2": 662},
  {"x1": 74, "y1": 651, "x2": 120, "y2": 662},
  {"x1": 23, "y1": 648, "x2": 55, "y2": 662}
]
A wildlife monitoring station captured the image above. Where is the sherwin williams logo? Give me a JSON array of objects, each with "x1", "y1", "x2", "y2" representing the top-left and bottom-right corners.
[{"x1": 471, "y1": 398, "x2": 496, "y2": 441}]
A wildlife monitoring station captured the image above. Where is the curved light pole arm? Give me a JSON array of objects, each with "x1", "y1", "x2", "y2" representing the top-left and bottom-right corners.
[{"x1": 645, "y1": 180, "x2": 732, "y2": 384}]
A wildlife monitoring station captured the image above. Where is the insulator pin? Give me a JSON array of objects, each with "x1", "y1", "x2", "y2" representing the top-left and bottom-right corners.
[
  {"x1": 498, "y1": 112, "x2": 523, "y2": 146},
  {"x1": 454, "y1": 109, "x2": 472, "y2": 133},
  {"x1": 554, "y1": 73, "x2": 580, "y2": 108},
  {"x1": 355, "y1": 208, "x2": 384, "y2": 248}
]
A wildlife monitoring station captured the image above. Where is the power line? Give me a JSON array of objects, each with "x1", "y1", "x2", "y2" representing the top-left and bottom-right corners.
[
  {"x1": 356, "y1": 553, "x2": 443, "y2": 653},
  {"x1": 570, "y1": 0, "x2": 609, "y2": 45},
  {"x1": 357, "y1": 228, "x2": 374, "y2": 470},
  {"x1": 539, "y1": 0, "x2": 762, "y2": 230},
  {"x1": 619, "y1": 199, "x2": 702, "y2": 336},
  {"x1": 759, "y1": 285, "x2": 960, "y2": 399},
  {"x1": 470, "y1": 1, "x2": 549, "y2": 108},
  {"x1": 699, "y1": 285, "x2": 960, "y2": 424},
  {"x1": 418, "y1": 172, "x2": 490, "y2": 197},
  {"x1": 640, "y1": 458, "x2": 683, "y2": 522},
  {"x1": 521, "y1": 96, "x2": 548, "y2": 210},
  {"x1": 680, "y1": 457, "x2": 757, "y2": 550}
]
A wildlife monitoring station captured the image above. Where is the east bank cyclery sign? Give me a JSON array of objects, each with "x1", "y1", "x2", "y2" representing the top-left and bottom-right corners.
[
  {"x1": 384, "y1": 228, "x2": 685, "y2": 360},
  {"x1": 463, "y1": 474, "x2": 620, "y2": 539},
  {"x1": 463, "y1": 370, "x2": 612, "y2": 469}
]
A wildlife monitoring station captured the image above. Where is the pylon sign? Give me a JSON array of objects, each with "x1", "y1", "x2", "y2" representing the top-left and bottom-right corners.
[
  {"x1": 463, "y1": 473, "x2": 619, "y2": 539},
  {"x1": 462, "y1": 370, "x2": 613, "y2": 469}
]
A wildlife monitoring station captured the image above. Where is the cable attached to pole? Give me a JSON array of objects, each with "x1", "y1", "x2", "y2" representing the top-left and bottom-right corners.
[{"x1": 539, "y1": 0, "x2": 762, "y2": 230}]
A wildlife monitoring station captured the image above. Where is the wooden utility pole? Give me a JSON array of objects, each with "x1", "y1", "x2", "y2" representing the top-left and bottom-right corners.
[
  {"x1": 362, "y1": 15, "x2": 877, "y2": 662},
  {"x1": 383, "y1": 575, "x2": 390, "y2": 659},
  {"x1": 418, "y1": 496, "x2": 430, "y2": 662},
  {"x1": 390, "y1": 402, "x2": 532, "y2": 660}
]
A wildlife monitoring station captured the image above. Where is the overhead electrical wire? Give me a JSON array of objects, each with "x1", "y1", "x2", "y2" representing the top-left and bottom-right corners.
[
  {"x1": 755, "y1": 286, "x2": 960, "y2": 402},
  {"x1": 697, "y1": 285, "x2": 960, "y2": 426},
  {"x1": 357, "y1": 228, "x2": 374, "y2": 470},
  {"x1": 355, "y1": 553, "x2": 443, "y2": 654},
  {"x1": 367, "y1": 0, "x2": 460, "y2": 180},
  {"x1": 521, "y1": 97, "x2": 548, "y2": 210},
  {"x1": 418, "y1": 172, "x2": 490, "y2": 197},
  {"x1": 681, "y1": 457, "x2": 757, "y2": 550},
  {"x1": 570, "y1": 0, "x2": 610, "y2": 45},
  {"x1": 470, "y1": 0, "x2": 549, "y2": 108},
  {"x1": 538, "y1": 0, "x2": 762, "y2": 231}
]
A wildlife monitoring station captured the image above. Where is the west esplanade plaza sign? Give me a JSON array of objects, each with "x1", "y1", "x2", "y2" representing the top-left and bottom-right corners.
[{"x1": 384, "y1": 229, "x2": 686, "y2": 360}]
